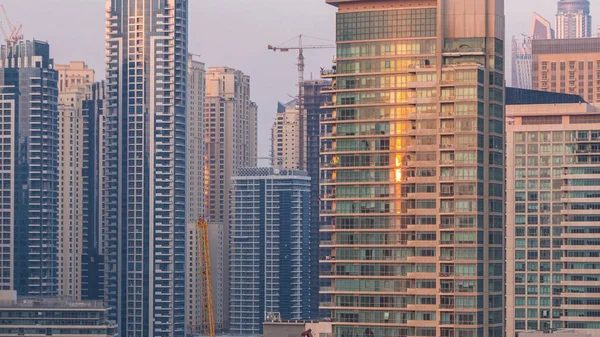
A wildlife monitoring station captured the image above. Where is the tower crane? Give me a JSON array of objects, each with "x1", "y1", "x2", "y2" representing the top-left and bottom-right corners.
[
  {"x1": 268, "y1": 35, "x2": 335, "y2": 170},
  {"x1": 0, "y1": 5, "x2": 22, "y2": 46},
  {"x1": 197, "y1": 219, "x2": 215, "y2": 337}
]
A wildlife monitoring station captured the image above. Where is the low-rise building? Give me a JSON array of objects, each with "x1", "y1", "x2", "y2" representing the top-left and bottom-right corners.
[
  {"x1": 0, "y1": 291, "x2": 117, "y2": 337},
  {"x1": 263, "y1": 320, "x2": 332, "y2": 337}
]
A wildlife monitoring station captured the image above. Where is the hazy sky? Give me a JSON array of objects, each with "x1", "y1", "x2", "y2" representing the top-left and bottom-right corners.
[{"x1": 3, "y1": 0, "x2": 600, "y2": 156}]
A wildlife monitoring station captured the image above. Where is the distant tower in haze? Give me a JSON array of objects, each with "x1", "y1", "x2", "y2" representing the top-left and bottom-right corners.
[
  {"x1": 512, "y1": 13, "x2": 555, "y2": 89},
  {"x1": 511, "y1": 36, "x2": 532, "y2": 89},
  {"x1": 532, "y1": 12, "x2": 555, "y2": 39},
  {"x1": 556, "y1": 0, "x2": 592, "y2": 39}
]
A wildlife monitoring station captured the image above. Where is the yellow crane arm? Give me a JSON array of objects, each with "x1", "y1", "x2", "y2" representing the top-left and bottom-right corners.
[{"x1": 197, "y1": 219, "x2": 215, "y2": 337}]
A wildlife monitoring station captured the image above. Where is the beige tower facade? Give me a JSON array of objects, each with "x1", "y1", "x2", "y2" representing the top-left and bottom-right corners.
[
  {"x1": 185, "y1": 57, "x2": 205, "y2": 335},
  {"x1": 56, "y1": 61, "x2": 94, "y2": 94},
  {"x1": 321, "y1": 0, "x2": 505, "y2": 336},
  {"x1": 507, "y1": 98, "x2": 600, "y2": 335},
  {"x1": 271, "y1": 100, "x2": 302, "y2": 169},
  {"x1": 205, "y1": 67, "x2": 257, "y2": 331},
  {"x1": 56, "y1": 61, "x2": 94, "y2": 300}
]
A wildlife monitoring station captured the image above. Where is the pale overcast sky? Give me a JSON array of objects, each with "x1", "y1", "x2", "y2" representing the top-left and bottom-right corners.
[{"x1": 3, "y1": 0, "x2": 599, "y2": 156}]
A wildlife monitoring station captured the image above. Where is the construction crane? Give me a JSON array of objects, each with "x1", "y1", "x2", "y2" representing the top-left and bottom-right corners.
[
  {"x1": 0, "y1": 5, "x2": 22, "y2": 46},
  {"x1": 197, "y1": 219, "x2": 215, "y2": 337},
  {"x1": 268, "y1": 35, "x2": 335, "y2": 170}
]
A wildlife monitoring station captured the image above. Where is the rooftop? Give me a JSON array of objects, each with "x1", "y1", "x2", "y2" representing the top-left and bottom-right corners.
[
  {"x1": 532, "y1": 37, "x2": 600, "y2": 54},
  {"x1": 0, "y1": 297, "x2": 108, "y2": 310},
  {"x1": 506, "y1": 87, "x2": 585, "y2": 105}
]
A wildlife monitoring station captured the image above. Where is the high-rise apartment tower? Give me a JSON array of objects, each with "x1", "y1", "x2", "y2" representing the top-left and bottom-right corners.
[
  {"x1": 56, "y1": 61, "x2": 96, "y2": 301},
  {"x1": 104, "y1": 0, "x2": 188, "y2": 336},
  {"x1": 0, "y1": 40, "x2": 59, "y2": 296},
  {"x1": 272, "y1": 99, "x2": 301, "y2": 169},
  {"x1": 506, "y1": 89, "x2": 600, "y2": 335},
  {"x1": 205, "y1": 66, "x2": 257, "y2": 331},
  {"x1": 229, "y1": 167, "x2": 311, "y2": 335},
  {"x1": 320, "y1": 1, "x2": 506, "y2": 336},
  {"x1": 185, "y1": 57, "x2": 205, "y2": 336},
  {"x1": 556, "y1": 0, "x2": 592, "y2": 39},
  {"x1": 303, "y1": 79, "x2": 332, "y2": 319}
]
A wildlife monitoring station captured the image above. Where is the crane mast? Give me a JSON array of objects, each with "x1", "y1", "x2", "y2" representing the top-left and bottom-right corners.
[
  {"x1": 268, "y1": 35, "x2": 335, "y2": 170},
  {"x1": 197, "y1": 219, "x2": 215, "y2": 337}
]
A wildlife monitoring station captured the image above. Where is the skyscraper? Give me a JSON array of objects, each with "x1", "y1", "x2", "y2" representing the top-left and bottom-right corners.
[
  {"x1": 0, "y1": 40, "x2": 59, "y2": 296},
  {"x1": 506, "y1": 89, "x2": 600, "y2": 335},
  {"x1": 81, "y1": 81, "x2": 106, "y2": 301},
  {"x1": 205, "y1": 66, "x2": 257, "y2": 331},
  {"x1": 185, "y1": 56, "x2": 205, "y2": 336},
  {"x1": 556, "y1": 0, "x2": 592, "y2": 39},
  {"x1": 320, "y1": 1, "x2": 505, "y2": 337},
  {"x1": 229, "y1": 167, "x2": 311, "y2": 335},
  {"x1": 512, "y1": 36, "x2": 533, "y2": 89},
  {"x1": 104, "y1": 0, "x2": 188, "y2": 336},
  {"x1": 512, "y1": 13, "x2": 554, "y2": 90},
  {"x1": 271, "y1": 99, "x2": 301, "y2": 169},
  {"x1": 302, "y1": 79, "x2": 332, "y2": 319},
  {"x1": 56, "y1": 61, "x2": 95, "y2": 300},
  {"x1": 532, "y1": 12, "x2": 555, "y2": 40}
]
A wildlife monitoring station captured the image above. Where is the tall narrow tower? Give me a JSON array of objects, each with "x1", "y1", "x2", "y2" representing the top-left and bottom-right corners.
[
  {"x1": 0, "y1": 40, "x2": 59, "y2": 297},
  {"x1": 204, "y1": 66, "x2": 257, "y2": 331},
  {"x1": 104, "y1": 0, "x2": 188, "y2": 336},
  {"x1": 321, "y1": 0, "x2": 506, "y2": 336},
  {"x1": 556, "y1": 0, "x2": 592, "y2": 39}
]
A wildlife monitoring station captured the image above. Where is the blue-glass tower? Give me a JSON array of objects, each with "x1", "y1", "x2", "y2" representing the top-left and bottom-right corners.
[
  {"x1": 81, "y1": 81, "x2": 105, "y2": 301},
  {"x1": 0, "y1": 40, "x2": 59, "y2": 296},
  {"x1": 229, "y1": 167, "x2": 311, "y2": 335},
  {"x1": 104, "y1": 1, "x2": 188, "y2": 336}
]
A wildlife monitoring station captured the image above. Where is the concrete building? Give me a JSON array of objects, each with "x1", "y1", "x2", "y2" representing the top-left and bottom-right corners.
[
  {"x1": 229, "y1": 167, "x2": 311, "y2": 335},
  {"x1": 556, "y1": 0, "x2": 592, "y2": 39},
  {"x1": 57, "y1": 87, "x2": 86, "y2": 300},
  {"x1": 185, "y1": 57, "x2": 205, "y2": 336},
  {"x1": 55, "y1": 61, "x2": 94, "y2": 93},
  {"x1": 320, "y1": 1, "x2": 505, "y2": 337},
  {"x1": 0, "y1": 291, "x2": 117, "y2": 337},
  {"x1": 104, "y1": 0, "x2": 188, "y2": 336},
  {"x1": 56, "y1": 61, "x2": 95, "y2": 301},
  {"x1": 272, "y1": 99, "x2": 301, "y2": 169},
  {"x1": 263, "y1": 321, "x2": 333, "y2": 337},
  {"x1": 532, "y1": 38, "x2": 600, "y2": 103},
  {"x1": 205, "y1": 66, "x2": 257, "y2": 331},
  {"x1": 0, "y1": 40, "x2": 59, "y2": 296},
  {"x1": 506, "y1": 93, "x2": 600, "y2": 335},
  {"x1": 519, "y1": 330, "x2": 600, "y2": 337}
]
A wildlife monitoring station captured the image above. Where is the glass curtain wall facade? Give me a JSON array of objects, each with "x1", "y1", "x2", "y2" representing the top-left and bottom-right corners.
[
  {"x1": 0, "y1": 40, "x2": 59, "y2": 296},
  {"x1": 506, "y1": 103, "x2": 600, "y2": 335},
  {"x1": 320, "y1": 1, "x2": 505, "y2": 336},
  {"x1": 104, "y1": 1, "x2": 188, "y2": 336}
]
